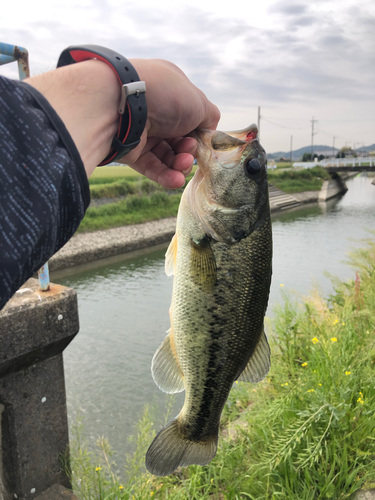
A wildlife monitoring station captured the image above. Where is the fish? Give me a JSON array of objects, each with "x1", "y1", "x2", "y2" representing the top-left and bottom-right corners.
[{"x1": 145, "y1": 124, "x2": 272, "y2": 477}]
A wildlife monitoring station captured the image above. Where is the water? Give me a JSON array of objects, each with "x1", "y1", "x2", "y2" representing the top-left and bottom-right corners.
[{"x1": 55, "y1": 174, "x2": 375, "y2": 471}]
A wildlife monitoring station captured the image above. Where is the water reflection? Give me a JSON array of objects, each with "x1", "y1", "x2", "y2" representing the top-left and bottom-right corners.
[{"x1": 56, "y1": 174, "x2": 375, "y2": 472}]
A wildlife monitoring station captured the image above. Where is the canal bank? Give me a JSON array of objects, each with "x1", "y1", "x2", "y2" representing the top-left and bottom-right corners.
[{"x1": 50, "y1": 174, "x2": 356, "y2": 272}]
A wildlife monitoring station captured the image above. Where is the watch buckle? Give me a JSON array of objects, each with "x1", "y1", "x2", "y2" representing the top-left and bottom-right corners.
[{"x1": 119, "y1": 81, "x2": 146, "y2": 114}]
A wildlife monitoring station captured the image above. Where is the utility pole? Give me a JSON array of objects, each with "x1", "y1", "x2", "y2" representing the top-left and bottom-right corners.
[
  {"x1": 332, "y1": 136, "x2": 336, "y2": 157},
  {"x1": 290, "y1": 135, "x2": 293, "y2": 166},
  {"x1": 311, "y1": 116, "x2": 317, "y2": 160},
  {"x1": 257, "y1": 106, "x2": 261, "y2": 139}
]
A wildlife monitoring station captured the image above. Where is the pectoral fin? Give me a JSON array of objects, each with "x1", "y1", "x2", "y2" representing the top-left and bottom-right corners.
[
  {"x1": 237, "y1": 329, "x2": 271, "y2": 383},
  {"x1": 151, "y1": 329, "x2": 185, "y2": 394},
  {"x1": 165, "y1": 234, "x2": 178, "y2": 276},
  {"x1": 190, "y1": 236, "x2": 217, "y2": 292}
]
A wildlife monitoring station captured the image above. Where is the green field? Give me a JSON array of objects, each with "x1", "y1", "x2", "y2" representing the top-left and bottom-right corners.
[
  {"x1": 68, "y1": 237, "x2": 375, "y2": 498},
  {"x1": 90, "y1": 165, "x2": 139, "y2": 180}
]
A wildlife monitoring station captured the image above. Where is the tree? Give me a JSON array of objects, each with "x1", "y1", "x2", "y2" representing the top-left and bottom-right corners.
[{"x1": 302, "y1": 153, "x2": 311, "y2": 162}]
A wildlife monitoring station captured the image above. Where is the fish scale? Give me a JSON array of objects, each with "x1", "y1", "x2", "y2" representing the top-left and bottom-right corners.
[{"x1": 146, "y1": 124, "x2": 272, "y2": 476}]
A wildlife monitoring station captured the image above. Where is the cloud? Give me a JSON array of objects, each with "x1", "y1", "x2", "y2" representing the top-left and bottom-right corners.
[
  {"x1": 271, "y1": 3, "x2": 308, "y2": 15},
  {"x1": 1, "y1": 0, "x2": 373, "y2": 151}
]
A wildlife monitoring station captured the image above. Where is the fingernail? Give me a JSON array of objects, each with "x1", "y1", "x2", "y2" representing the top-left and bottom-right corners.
[{"x1": 182, "y1": 165, "x2": 193, "y2": 175}]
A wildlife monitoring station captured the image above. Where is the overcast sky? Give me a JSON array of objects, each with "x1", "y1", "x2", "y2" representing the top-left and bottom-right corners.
[{"x1": 1, "y1": 0, "x2": 374, "y2": 154}]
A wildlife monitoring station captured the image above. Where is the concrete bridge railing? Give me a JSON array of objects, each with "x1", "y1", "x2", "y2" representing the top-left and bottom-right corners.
[{"x1": 0, "y1": 279, "x2": 79, "y2": 499}]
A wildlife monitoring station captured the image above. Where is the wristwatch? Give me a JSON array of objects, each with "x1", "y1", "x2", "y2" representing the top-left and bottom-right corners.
[{"x1": 57, "y1": 44, "x2": 147, "y2": 165}]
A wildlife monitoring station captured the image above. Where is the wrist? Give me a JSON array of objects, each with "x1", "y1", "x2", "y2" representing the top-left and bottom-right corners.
[
  {"x1": 26, "y1": 60, "x2": 120, "y2": 177},
  {"x1": 57, "y1": 46, "x2": 147, "y2": 166}
]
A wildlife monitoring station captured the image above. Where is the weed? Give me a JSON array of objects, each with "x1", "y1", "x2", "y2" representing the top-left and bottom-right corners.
[{"x1": 68, "y1": 239, "x2": 375, "y2": 498}]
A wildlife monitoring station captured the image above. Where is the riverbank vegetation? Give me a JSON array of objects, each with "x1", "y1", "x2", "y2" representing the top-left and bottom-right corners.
[
  {"x1": 78, "y1": 165, "x2": 331, "y2": 233},
  {"x1": 68, "y1": 237, "x2": 375, "y2": 498},
  {"x1": 267, "y1": 166, "x2": 331, "y2": 193}
]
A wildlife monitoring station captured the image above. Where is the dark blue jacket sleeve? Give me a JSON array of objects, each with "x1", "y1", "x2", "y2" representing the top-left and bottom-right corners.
[{"x1": 0, "y1": 75, "x2": 91, "y2": 309}]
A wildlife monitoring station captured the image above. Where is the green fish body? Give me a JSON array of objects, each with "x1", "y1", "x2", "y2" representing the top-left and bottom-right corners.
[{"x1": 146, "y1": 124, "x2": 272, "y2": 476}]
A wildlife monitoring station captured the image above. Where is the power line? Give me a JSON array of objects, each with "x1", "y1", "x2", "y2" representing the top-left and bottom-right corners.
[
  {"x1": 263, "y1": 116, "x2": 375, "y2": 123},
  {"x1": 261, "y1": 117, "x2": 310, "y2": 130}
]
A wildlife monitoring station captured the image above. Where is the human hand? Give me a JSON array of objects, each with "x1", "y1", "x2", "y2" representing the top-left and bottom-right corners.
[{"x1": 118, "y1": 59, "x2": 220, "y2": 189}]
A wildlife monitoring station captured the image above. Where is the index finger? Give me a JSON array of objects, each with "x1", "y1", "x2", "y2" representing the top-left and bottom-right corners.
[{"x1": 198, "y1": 99, "x2": 221, "y2": 130}]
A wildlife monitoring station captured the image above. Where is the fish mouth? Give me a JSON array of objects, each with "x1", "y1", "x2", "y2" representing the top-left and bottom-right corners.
[
  {"x1": 212, "y1": 135, "x2": 265, "y2": 171},
  {"x1": 192, "y1": 124, "x2": 266, "y2": 173}
]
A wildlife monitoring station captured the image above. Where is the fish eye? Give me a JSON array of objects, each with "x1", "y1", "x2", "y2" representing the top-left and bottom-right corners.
[{"x1": 244, "y1": 158, "x2": 262, "y2": 178}]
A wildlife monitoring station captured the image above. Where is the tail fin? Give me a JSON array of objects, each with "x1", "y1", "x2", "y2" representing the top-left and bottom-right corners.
[{"x1": 145, "y1": 417, "x2": 218, "y2": 476}]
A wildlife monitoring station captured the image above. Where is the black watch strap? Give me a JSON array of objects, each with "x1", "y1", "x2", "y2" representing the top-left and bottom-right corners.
[{"x1": 57, "y1": 44, "x2": 147, "y2": 165}]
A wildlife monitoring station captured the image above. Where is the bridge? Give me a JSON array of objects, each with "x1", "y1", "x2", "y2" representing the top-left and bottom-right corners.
[{"x1": 293, "y1": 157, "x2": 375, "y2": 172}]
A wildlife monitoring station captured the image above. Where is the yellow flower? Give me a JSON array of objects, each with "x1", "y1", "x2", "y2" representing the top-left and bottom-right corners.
[
  {"x1": 119, "y1": 486, "x2": 124, "y2": 490},
  {"x1": 342, "y1": 322, "x2": 345, "y2": 326},
  {"x1": 235, "y1": 381, "x2": 238, "y2": 384},
  {"x1": 318, "y1": 383, "x2": 322, "y2": 386},
  {"x1": 280, "y1": 284, "x2": 284, "y2": 287},
  {"x1": 359, "y1": 391, "x2": 363, "y2": 398},
  {"x1": 366, "y1": 330, "x2": 370, "y2": 334},
  {"x1": 331, "y1": 337, "x2": 338, "y2": 342},
  {"x1": 302, "y1": 362, "x2": 308, "y2": 367},
  {"x1": 307, "y1": 389, "x2": 315, "y2": 393},
  {"x1": 333, "y1": 319, "x2": 339, "y2": 325},
  {"x1": 281, "y1": 383, "x2": 289, "y2": 387},
  {"x1": 312, "y1": 337, "x2": 319, "y2": 344},
  {"x1": 211, "y1": 478, "x2": 214, "y2": 483},
  {"x1": 357, "y1": 397, "x2": 364, "y2": 405},
  {"x1": 345, "y1": 371, "x2": 351, "y2": 376},
  {"x1": 95, "y1": 467, "x2": 101, "y2": 472}
]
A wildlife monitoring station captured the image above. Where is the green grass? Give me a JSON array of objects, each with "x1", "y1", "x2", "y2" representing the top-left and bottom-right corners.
[
  {"x1": 90, "y1": 165, "x2": 139, "y2": 180},
  {"x1": 77, "y1": 192, "x2": 182, "y2": 233},
  {"x1": 78, "y1": 172, "x2": 195, "y2": 233},
  {"x1": 89, "y1": 178, "x2": 164, "y2": 199},
  {"x1": 67, "y1": 238, "x2": 375, "y2": 499},
  {"x1": 268, "y1": 166, "x2": 331, "y2": 193}
]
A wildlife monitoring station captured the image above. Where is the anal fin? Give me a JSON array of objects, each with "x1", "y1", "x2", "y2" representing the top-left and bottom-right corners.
[
  {"x1": 237, "y1": 329, "x2": 271, "y2": 383},
  {"x1": 151, "y1": 329, "x2": 184, "y2": 394}
]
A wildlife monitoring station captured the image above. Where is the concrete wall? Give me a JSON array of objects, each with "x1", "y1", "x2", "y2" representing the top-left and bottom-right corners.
[{"x1": 0, "y1": 279, "x2": 79, "y2": 499}]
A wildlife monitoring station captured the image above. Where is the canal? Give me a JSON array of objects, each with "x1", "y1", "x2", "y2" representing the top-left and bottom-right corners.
[{"x1": 55, "y1": 173, "x2": 375, "y2": 472}]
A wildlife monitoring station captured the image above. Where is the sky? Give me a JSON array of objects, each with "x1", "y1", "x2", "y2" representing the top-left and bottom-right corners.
[{"x1": 1, "y1": 0, "x2": 374, "y2": 154}]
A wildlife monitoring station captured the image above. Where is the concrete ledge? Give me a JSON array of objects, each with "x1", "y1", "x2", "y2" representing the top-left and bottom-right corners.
[
  {"x1": 35, "y1": 484, "x2": 79, "y2": 500},
  {"x1": 49, "y1": 217, "x2": 176, "y2": 271},
  {"x1": 0, "y1": 279, "x2": 79, "y2": 498},
  {"x1": 0, "y1": 279, "x2": 79, "y2": 378},
  {"x1": 351, "y1": 489, "x2": 375, "y2": 500},
  {"x1": 318, "y1": 176, "x2": 348, "y2": 201}
]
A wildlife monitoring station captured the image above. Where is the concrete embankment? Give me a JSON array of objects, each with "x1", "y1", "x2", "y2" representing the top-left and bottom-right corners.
[{"x1": 50, "y1": 175, "x2": 353, "y2": 272}]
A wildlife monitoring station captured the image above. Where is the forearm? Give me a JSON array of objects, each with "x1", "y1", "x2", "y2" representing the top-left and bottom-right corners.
[{"x1": 25, "y1": 59, "x2": 121, "y2": 178}]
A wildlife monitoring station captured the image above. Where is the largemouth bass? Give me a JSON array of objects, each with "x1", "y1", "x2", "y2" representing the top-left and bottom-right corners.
[{"x1": 146, "y1": 124, "x2": 272, "y2": 476}]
